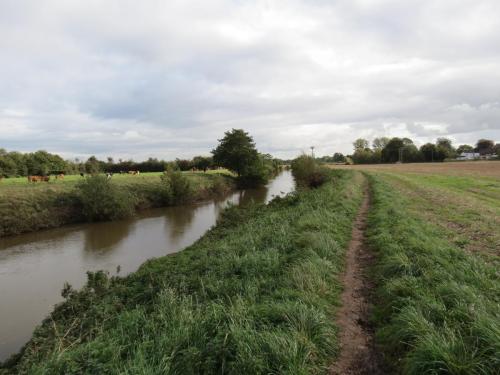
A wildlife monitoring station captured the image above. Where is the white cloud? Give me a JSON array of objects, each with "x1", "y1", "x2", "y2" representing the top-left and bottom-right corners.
[{"x1": 0, "y1": 0, "x2": 499, "y2": 159}]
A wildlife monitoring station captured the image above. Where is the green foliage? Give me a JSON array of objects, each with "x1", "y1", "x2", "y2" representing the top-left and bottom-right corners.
[
  {"x1": 160, "y1": 167, "x2": 194, "y2": 204},
  {"x1": 212, "y1": 129, "x2": 259, "y2": 177},
  {"x1": 367, "y1": 175, "x2": 500, "y2": 374},
  {"x1": 3, "y1": 170, "x2": 363, "y2": 374},
  {"x1": 456, "y1": 144, "x2": 474, "y2": 154},
  {"x1": 291, "y1": 155, "x2": 328, "y2": 188},
  {"x1": 76, "y1": 175, "x2": 135, "y2": 221}
]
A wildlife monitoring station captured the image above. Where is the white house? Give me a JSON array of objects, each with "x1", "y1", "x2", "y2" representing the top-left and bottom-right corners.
[{"x1": 457, "y1": 152, "x2": 480, "y2": 160}]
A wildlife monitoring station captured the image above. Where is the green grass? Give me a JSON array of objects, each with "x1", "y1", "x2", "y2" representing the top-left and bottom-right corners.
[
  {"x1": 366, "y1": 173, "x2": 500, "y2": 374},
  {"x1": 1, "y1": 170, "x2": 364, "y2": 374},
  {"x1": 0, "y1": 171, "x2": 234, "y2": 237}
]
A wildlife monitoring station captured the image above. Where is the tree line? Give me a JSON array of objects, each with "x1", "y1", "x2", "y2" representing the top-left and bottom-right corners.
[
  {"x1": 0, "y1": 129, "x2": 281, "y2": 184},
  {"x1": 339, "y1": 137, "x2": 499, "y2": 164}
]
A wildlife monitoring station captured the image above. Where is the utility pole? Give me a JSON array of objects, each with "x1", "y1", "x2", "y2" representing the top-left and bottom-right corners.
[
  {"x1": 310, "y1": 146, "x2": 315, "y2": 159},
  {"x1": 398, "y1": 147, "x2": 404, "y2": 163}
]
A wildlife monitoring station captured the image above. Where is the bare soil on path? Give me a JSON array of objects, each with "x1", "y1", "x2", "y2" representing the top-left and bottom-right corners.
[{"x1": 330, "y1": 181, "x2": 384, "y2": 375}]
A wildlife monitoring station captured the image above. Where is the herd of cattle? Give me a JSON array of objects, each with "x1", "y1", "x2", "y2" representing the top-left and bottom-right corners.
[{"x1": 0, "y1": 170, "x2": 142, "y2": 183}]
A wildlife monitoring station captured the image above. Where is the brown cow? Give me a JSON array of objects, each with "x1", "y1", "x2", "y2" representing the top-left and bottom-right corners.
[
  {"x1": 28, "y1": 175, "x2": 50, "y2": 183},
  {"x1": 128, "y1": 170, "x2": 140, "y2": 175},
  {"x1": 55, "y1": 173, "x2": 65, "y2": 180}
]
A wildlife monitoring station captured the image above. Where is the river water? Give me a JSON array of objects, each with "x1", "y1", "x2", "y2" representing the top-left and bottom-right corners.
[{"x1": 0, "y1": 171, "x2": 295, "y2": 361}]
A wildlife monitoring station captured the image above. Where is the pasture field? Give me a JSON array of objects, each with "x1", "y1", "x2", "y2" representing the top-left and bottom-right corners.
[
  {"x1": 1, "y1": 170, "x2": 365, "y2": 374},
  {"x1": 0, "y1": 171, "x2": 234, "y2": 237},
  {"x1": 331, "y1": 161, "x2": 500, "y2": 373}
]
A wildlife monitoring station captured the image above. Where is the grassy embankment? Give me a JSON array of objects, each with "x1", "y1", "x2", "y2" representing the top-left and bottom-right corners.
[
  {"x1": 0, "y1": 171, "x2": 234, "y2": 237},
  {"x1": 1, "y1": 169, "x2": 363, "y2": 374},
  {"x1": 365, "y1": 168, "x2": 499, "y2": 374}
]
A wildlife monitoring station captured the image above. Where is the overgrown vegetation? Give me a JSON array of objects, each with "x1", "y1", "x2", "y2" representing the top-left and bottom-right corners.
[
  {"x1": 76, "y1": 175, "x2": 136, "y2": 221},
  {"x1": 291, "y1": 155, "x2": 329, "y2": 188},
  {"x1": 366, "y1": 174, "x2": 500, "y2": 374},
  {"x1": 0, "y1": 172, "x2": 234, "y2": 237},
  {"x1": 1, "y1": 170, "x2": 364, "y2": 374}
]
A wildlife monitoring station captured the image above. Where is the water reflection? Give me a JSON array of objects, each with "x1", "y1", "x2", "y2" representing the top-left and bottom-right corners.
[{"x1": 0, "y1": 171, "x2": 294, "y2": 361}]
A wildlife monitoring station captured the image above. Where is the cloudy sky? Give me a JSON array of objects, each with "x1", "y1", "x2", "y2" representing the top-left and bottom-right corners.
[{"x1": 1, "y1": 0, "x2": 499, "y2": 160}]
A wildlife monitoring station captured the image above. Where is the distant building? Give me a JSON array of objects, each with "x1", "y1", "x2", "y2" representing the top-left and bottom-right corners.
[{"x1": 457, "y1": 152, "x2": 480, "y2": 160}]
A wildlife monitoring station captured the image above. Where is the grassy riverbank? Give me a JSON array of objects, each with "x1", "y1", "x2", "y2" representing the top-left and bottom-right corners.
[
  {"x1": 367, "y1": 173, "x2": 500, "y2": 374},
  {"x1": 0, "y1": 171, "x2": 234, "y2": 237},
  {"x1": 1, "y1": 170, "x2": 363, "y2": 374}
]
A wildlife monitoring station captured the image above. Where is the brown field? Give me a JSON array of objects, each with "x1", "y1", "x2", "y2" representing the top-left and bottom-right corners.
[{"x1": 328, "y1": 160, "x2": 500, "y2": 178}]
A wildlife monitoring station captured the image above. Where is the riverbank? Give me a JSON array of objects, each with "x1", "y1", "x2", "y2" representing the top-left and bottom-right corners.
[
  {"x1": 1, "y1": 169, "x2": 364, "y2": 373},
  {"x1": 0, "y1": 172, "x2": 235, "y2": 237}
]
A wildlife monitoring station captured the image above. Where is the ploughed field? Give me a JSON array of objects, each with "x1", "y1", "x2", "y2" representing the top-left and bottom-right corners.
[{"x1": 1, "y1": 163, "x2": 499, "y2": 374}]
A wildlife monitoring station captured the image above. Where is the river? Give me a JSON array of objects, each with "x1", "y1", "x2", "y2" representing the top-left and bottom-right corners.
[{"x1": 0, "y1": 171, "x2": 295, "y2": 361}]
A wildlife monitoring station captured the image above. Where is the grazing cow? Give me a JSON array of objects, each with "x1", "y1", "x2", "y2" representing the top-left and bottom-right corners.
[
  {"x1": 28, "y1": 175, "x2": 50, "y2": 183},
  {"x1": 55, "y1": 173, "x2": 65, "y2": 180},
  {"x1": 128, "y1": 170, "x2": 140, "y2": 175},
  {"x1": 106, "y1": 172, "x2": 113, "y2": 179}
]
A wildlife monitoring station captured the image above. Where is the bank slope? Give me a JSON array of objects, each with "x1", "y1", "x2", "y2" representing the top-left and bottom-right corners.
[{"x1": 2, "y1": 170, "x2": 363, "y2": 374}]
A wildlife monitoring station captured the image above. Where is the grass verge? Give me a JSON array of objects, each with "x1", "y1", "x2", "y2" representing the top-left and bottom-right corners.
[
  {"x1": 0, "y1": 172, "x2": 234, "y2": 237},
  {"x1": 367, "y1": 174, "x2": 500, "y2": 374},
  {"x1": 1, "y1": 170, "x2": 363, "y2": 374}
]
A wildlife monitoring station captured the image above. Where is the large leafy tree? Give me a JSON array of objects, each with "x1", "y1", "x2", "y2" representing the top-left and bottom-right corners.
[
  {"x1": 212, "y1": 129, "x2": 259, "y2": 176},
  {"x1": 475, "y1": 139, "x2": 494, "y2": 155},
  {"x1": 381, "y1": 137, "x2": 405, "y2": 163}
]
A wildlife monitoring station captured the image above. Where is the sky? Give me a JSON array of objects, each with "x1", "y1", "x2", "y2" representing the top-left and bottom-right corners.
[{"x1": 1, "y1": 0, "x2": 499, "y2": 160}]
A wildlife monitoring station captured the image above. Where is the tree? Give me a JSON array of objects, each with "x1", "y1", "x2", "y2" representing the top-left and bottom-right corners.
[
  {"x1": 212, "y1": 129, "x2": 259, "y2": 177},
  {"x1": 381, "y1": 138, "x2": 405, "y2": 163},
  {"x1": 494, "y1": 144, "x2": 500, "y2": 157},
  {"x1": 332, "y1": 152, "x2": 346, "y2": 163},
  {"x1": 193, "y1": 156, "x2": 213, "y2": 172},
  {"x1": 456, "y1": 144, "x2": 474, "y2": 154},
  {"x1": 85, "y1": 156, "x2": 102, "y2": 174},
  {"x1": 475, "y1": 139, "x2": 494, "y2": 155},
  {"x1": 372, "y1": 137, "x2": 390, "y2": 150},
  {"x1": 436, "y1": 138, "x2": 456, "y2": 159},
  {"x1": 353, "y1": 138, "x2": 369, "y2": 151}
]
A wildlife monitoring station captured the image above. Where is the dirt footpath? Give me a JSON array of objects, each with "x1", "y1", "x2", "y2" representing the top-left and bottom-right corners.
[{"x1": 329, "y1": 181, "x2": 384, "y2": 375}]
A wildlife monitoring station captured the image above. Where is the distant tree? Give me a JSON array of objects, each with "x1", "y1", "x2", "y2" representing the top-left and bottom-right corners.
[
  {"x1": 372, "y1": 137, "x2": 390, "y2": 150},
  {"x1": 494, "y1": 143, "x2": 500, "y2": 157},
  {"x1": 353, "y1": 138, "x2": 369, "y2": 151},
  {"x1": 193, "y1": 156, "x2": 213, "y2": 172},
  {"x1": 332, "y1": 152, "x2": 346, "y2": 163},
  {"x1": 381, "y1": 138, "x2": 405, "y2": 163},
  {"x1": 402, "y1": 137, "x2": 414, "y2": 146},
  {"x1": 456, "y1": 144, "x2": 474, "y2": 154},
  {"x1": 475, "y1": 139, "x2": 495, "y2": 155},
  {"x1": 175, "y1": 159, "x2": 193, "y2": 171},
  {"x1": 352, "y1": 148, "x2": 377, "y2": 164},
  {"x1": 85, "y1": 156, "x2": 102, "y2": 174},
  {"x1": 436, "y1": 138, "x2": 456, "y2": 159},
  {"x1": 212, "y1": 129, "x2": 259, "y2": 177}
]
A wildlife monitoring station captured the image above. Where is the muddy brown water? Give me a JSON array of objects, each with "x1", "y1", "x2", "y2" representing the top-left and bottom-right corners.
[{"x1": 0, "y1": 171, "x2": 295, "y2": 361}]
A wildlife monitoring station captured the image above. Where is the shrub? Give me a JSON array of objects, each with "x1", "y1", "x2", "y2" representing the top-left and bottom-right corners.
[
  {"x1": 291, "y1": 155, "x2": 328, "y2": 188},
  {"x1": 76, "y1": 175, "x2": 135, "y2": 221},
  {"x1": 160, "y1": 168, "x2": 194, "y2": 204}
]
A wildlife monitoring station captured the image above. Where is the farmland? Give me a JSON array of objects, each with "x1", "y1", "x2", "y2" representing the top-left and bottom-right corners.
[
  {"x1": 330, "y1": 161, "x2": 500, "y2": 374},
  {"x1": 0, "y1": 171, "x2": 235, "y2": 237},
  {"x1": 1, "y1": 161, "x2": 499, "y2": 374}
]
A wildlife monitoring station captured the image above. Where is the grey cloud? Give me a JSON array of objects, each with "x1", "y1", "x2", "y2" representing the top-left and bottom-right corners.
[{"x1": 0, "y1": 0, "x2": 499, "y2": 159}]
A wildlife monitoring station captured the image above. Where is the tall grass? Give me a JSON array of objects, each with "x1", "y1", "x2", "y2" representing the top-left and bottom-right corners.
[
  {"x1": 367, "y1": 175, "x2": 500, "y2": 374},
  {"x1": 1, "y1": 170, "x2": 364, "y2": 374}
]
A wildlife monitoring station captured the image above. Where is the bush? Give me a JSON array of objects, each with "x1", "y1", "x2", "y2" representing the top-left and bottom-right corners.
[
  {"x1": 160, "y1": 168, "x2": 194, "y2": 204},
  {"x1": 291, "y1": 155, "x2": 328, "y2": 188},
  {"x1": 76, "y1": 175, "x2": 135, "y2": 221}
]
